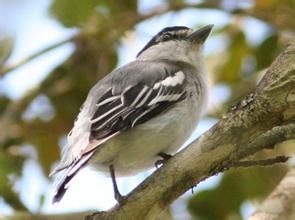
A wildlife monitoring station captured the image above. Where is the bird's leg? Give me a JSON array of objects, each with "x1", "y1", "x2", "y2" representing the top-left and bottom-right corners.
[
  {"x1": 109, "y1": 165, "x2": 125, "y2": 204},
  {"x1": 155, "y1": 152, "x2": 173, "y2": 168}
]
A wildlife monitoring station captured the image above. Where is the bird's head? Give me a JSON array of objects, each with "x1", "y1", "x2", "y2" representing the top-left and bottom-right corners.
[{"x1": 136, "y1": 25, "x2": 213, "y2": 65}]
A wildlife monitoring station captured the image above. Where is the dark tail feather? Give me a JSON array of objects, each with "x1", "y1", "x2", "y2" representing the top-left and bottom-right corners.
[
  {"x1": 52, "y1": 151, "x2": 95, "y2": 203},
  {"x1": 52, "y1": 171, "x2": 77, "y2": 203}
]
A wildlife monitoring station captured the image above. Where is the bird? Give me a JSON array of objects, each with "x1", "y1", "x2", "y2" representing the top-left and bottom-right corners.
[{"x1": 50, "y1": 24, "x2": 213, "y2": 204}]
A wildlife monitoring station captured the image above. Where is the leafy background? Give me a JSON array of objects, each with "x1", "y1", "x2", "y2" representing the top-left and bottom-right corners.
[{"x1": 0, "y1": 0, "x2": 294, "y2": 219}]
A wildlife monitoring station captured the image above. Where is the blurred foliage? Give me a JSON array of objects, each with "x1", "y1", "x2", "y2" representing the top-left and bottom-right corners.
[
  {"x1": 51, "y1": 0, "x2": 104, "y2": 27},
  {"x1": 0, "y1": 0, "x2": 294, "y2": 218},
  {"x1": 0, "y1": 148, "x2": 27, "y2": 211},
  {"x1": 50, "y1": 0, "x2": 137, "y2": 27},
  {"x1": 255, "y1": 34, "x2": 279, "y2": 70},
  {"x1": 0, "y1": 36, "x2": 14, "y2": 67},
  {"x1": 217, "y1": 28, "x2": 251, "y2": 83},
  {"x1": 188, "y1": 164, "x2": 287, "y2": 220}
]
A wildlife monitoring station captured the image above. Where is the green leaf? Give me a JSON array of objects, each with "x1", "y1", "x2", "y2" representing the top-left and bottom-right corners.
[
  {"x1": 255, "y1": 34, "x2": 279, "y2": 70},
  {"x1": 217, "y1": 29, "x2": 252, "y2": 84},
  {"x1": 0, "y1": 36, "x2": 14, "y2": 66},
  {"x1": 0, "y1": 149, "x2": 27, "y2": 211},
  {"x1": 50, "y1": 0, "x2": 137, "y2": 27},
  {"x1": 50, "y1": 0, "x2": 103, "y2": 27}
]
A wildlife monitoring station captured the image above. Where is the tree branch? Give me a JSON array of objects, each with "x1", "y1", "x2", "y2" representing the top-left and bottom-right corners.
[
  {"x1": 248, "y1": 167, "x2": 295, "y2": 220},
  {"x1": 228, "y1": 156, "x2": 290, "y2": 168},
  {"x1": 86, "y1": 39, "x2": 295, "y2": 219}
]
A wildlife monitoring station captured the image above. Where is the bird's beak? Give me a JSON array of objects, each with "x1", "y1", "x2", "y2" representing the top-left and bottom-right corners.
[{"x1": 188, "y1": 24, "x2": 214, "y2": 44}]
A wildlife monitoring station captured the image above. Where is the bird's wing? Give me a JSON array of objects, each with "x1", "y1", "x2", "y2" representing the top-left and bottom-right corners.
[
  {"x1": 52, "y1": 61, "x2": 189, "y2": 202},
  {"x1": 87, "y1": 61, "x2": 188, "y2": 151}
]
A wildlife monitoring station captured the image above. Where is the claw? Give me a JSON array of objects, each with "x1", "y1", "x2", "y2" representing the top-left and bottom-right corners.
[
  {"x1": 155, "y1": 152, "x2": 173, "y2": 168},
  {"x1": 155, "y1": 159, "x2": 165, "y2": 168}
]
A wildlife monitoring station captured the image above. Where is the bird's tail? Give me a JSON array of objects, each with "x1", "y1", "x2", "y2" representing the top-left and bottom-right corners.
[
  {"x1": 52, "y1": 150, "x2": 95, "y2": 203},
  {"x1": 51, "y1": 132, "x2": 120, "y2": 203}
]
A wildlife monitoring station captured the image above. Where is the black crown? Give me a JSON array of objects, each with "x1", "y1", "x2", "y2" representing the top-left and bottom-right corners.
[{"x1": 137, "y1": 26, "x2": 190, "y2": 57}]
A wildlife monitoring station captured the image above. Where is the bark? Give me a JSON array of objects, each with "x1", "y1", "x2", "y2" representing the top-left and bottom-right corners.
[
  {"x1": 85, "y1": 39, "x2": 295, "y2": 220},
  {"x1": 248, "y1": 167, "x2": 295, "y2": 220}
]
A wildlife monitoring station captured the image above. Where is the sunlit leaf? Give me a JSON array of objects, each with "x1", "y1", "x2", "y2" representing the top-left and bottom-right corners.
[
  {"x1": 50, "y1": 0, "x2": 137, "y2": 27},
  {"x1": 50, "y1": 0, "x2": 102, "y2": 27}
]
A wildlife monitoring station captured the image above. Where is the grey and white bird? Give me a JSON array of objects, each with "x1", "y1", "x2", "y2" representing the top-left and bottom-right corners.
[{"x1": 51, "y1": 25, "x2": 213, "y2": 204}]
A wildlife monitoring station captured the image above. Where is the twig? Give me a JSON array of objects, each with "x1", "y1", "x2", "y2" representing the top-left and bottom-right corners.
[
  {"x1": 233, "y1": 123, "x2": 295, "y2": 161},
  {"x1": 229, "y1": 156, "x2": 290, "y2": 168},
  {"x1": 0, "y1": 36, "x2": 75, "y2": 77}
]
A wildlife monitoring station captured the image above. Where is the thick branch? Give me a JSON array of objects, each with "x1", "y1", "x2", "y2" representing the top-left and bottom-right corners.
[
  {"x1": 87, "y1": 39, "x2": 295, "y2": 220},
  {"x1": 248, "y1": 167, "x2": 295, "y2": 220}
]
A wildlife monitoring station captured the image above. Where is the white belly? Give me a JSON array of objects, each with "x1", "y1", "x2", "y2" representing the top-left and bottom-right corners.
[{"x1": 89, "y1": 99, "x2": 201, "y2": 176}]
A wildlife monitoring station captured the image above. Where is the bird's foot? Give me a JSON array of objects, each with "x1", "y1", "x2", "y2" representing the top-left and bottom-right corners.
[
  {"x1": 114, "y1": 191, "x2": 126, "y2": 205},
  {"x1": 155, "y1": 152, "x2": 173, "y2": 168}
]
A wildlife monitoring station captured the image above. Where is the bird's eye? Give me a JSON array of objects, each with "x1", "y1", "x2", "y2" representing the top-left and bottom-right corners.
[{"x1": 161, "y1": 33, "x2": 173, "y2": 42}]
